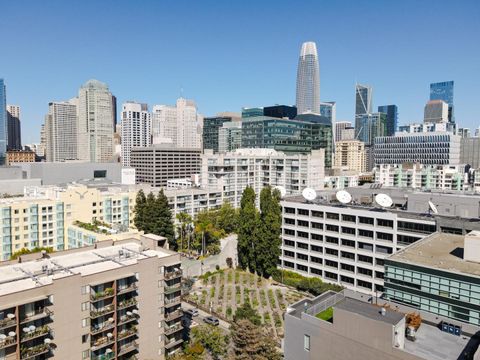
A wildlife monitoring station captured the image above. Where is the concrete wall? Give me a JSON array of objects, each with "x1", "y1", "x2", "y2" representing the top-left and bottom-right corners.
[{"x1": 0, "y1": 178, "x2": 41, "y2": 195}]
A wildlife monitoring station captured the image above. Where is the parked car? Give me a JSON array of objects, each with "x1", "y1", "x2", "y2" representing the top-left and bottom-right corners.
[
  {"x1": 184, "y1": 308, "x2": 199, "y2": 317},
  {"x1": 203, "y1": 316, "x2": 219, "y2": 326}
]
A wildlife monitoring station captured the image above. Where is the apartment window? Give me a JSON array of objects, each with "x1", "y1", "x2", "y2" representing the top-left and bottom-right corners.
[
  {"x1": 284, "y1": 207, "x2": 295, "y2": 214},
  {"x1": 297, "y1": 220, "x2": 309, "y2": 227},
  {"x1": 284, "y1": 239, "x2": 295, "y2": 247},
  {"x1": 297, "y1": 231, "x2": 309, "y2": 239},
  {"x1": 397, "y1": 221, "x2": 436, "y2": 234},
  {"x1": 341, "y1": 227, "x2": 355, "y2": 235},
  {"x1": 325, "y1": 248, "x2": 338, "y2": 256},
  {"x1": 358, "y1": 229, "x2": 374, "y2": 238},
  {"x1": 377, "y1": 232, "x2": 393, "y2": 241},
  {"x1": 297, "y1": 242, "x2": 308, "y2": 250},
  {"x1": 82, "y1": 334, "x2": 89, "y2": 344},
  {"x1": 341, "y1": 239, "x2": 355, "y2": 248},
  {"x1": 325, "y1": 236, "x2": 338, "y2": 245},
  {"x1": 304, "y1": 334, "x2": 310, "y2": 351},
  {"x1": 397, "y1": 234, "x2": 421, "y2": 246},
  {"x1": 81, "y1": 285, "x2": 90, "y2": 295},
  {"x1": 310, "y1": 256, "x2": 322, "y2": 264},
  {"x1": 341, "y1": 275, "x2": 355, "y2": 284},
  {"x1": 377, "y1": 219, "x2": 393, "y2": 228},
  {"x1": 341, "y1": 263, "x2": 355, "y2": 272},
  {"x1": 285, "y1": 218, "x2": 295, "y2": 225},
  {"x1": 284, "y1": 229, "x2": 295, "y2": 236},
  {"x1": 326, "y1": 224, "x2": 339, "y2": 233},
  {"x1": 324, "y1": 271, "x2": 338, "y2": 281},
  {"x1": 310, "y1": 267, "x2": 322, "y2": 275},
  {"x1": 311, "y1": 222, "x2": 323, "y2": 230},
  {"x1": 297, "y1": 264, "x2": 308, "y2": 272},
  {"x1": 81, "y1": 302, "x2": 89, "y2": 311},
  {"x1": 358, "y1": 255, "x2": 373, "y2": 264},
  {"x1": 311, "y1": 233, "x2": 323, "y2": 241},
  {"x1": 359, "y1": 216, "x2": 374, "y2": 225},
  {"x1": 297, "y1": 253, "x2": 308, "y2": 261},
  {"x1": 82, "y1": 350, "x2": 89, "y2": 359},
  {"x1": 283, "y1": 250, "x2": 295, "y2": 258},
  {"x1": 81, "y1": 318, "x2": 89, "y2": 327},
  {"x1": 297, "y1": 209, "x2": 309, "y2": 216},
  {"x1": 326, "y1": 212, "x2": 339, "y2": 220},
  {"x1": 311, "y1": 210, "x2": 323, "y2": 218},
  {"x1": 342, "y1": 214, "x2": 356, "y2": 223},
  {"x1": 358, "y1": 267, "x2": 373, "y2": 277}
]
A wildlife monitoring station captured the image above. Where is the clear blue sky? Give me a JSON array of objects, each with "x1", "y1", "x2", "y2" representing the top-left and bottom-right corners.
[{"x1": 1, "y1": 0, "x2": 479, "y2": 143}]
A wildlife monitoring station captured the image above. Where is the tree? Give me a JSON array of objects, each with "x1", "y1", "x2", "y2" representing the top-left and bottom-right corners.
[
  {"x1": 191, "y1": 324, "x2": 228, "y2": 359},
  {"x1": 231, "y1": 319, "x2": 281, "y2": 360},
  {"x1": 133, "y1": 189, "x2": 147, "y2": 230},
  {"x1": 234, "y1": 302, "x2": 261, "y2": 326},
  {"x1": 194, "y1": 210, "x2": 224, "y2": 256},
  {"x1": 237, "y1": 187, "x2": 259, "y2": 272},
  {"x1": 217, "y1": 201, "x2": 238, "y2": 234},
  {"x1": 154, "y1": 189, "x2": 175, "y2": 248},
  {"x1": 176, "y1": 211, "x2": 193, "y2": 252},
  {"x1": 256, "y1": 187, "x2": 282, "y2": 278}
]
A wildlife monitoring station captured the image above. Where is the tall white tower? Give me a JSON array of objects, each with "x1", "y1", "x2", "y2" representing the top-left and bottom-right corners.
[
  {"x1": 45, "y1": 99, "x2": 78, "y2": 162},
  {"x1": 77, "y1": 79, "x2": 114, "y2": 162},
  {"x1": 296, "y1": 41, "x2": 320, "y2": 114},
  {"x1": 121, "y1": 101, "x2": 152, "y2": 167}
]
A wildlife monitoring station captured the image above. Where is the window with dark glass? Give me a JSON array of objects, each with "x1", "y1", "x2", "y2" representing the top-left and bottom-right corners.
[
  {"x1": 326, "y1": 212, "x2": 339, "y2": 220},
  {"x1": 341, "y1": 238, "x2": 355, "y2": 248},
  {"x1": 341, "y1": 227, "x2": 355, "y2": 235},
  {"x1": 326, "y1": 236, "x2": 338, "y2": 244},
  {"x1": 377, "y1": 219, "x2": 393, "y2": 228},
  {"x1": 311, "y1": 210, "x2": 324, "y2": 218},
  {"x1": 325, "y1": 248, "x2": 338, "y2": 256},
  {"x1": 310, "y1": 256, "x2": 322, "y2": 264},
  {"x1": 298, "y1": 209, "x2": 309, "y2": 216},
  {"x1": 341, "y1": 263, "x2": 354, "y2": 272},
  {"x1": 357, "y1": 254, "x2": 373, "y2": 263},
  {"x1": 311, "y1": 233, "x2": 323, "y2": 241},
  {"x1": 284, "y1": 218, "x2": 295, "y2": 225},
  {"x1": 341, "y1": 251, "x2": 355, "y2": 260},
  {"x1": 358, "y1": 229, "x2": 374, "y2": 238},
  {"x1": 342, "y1": 214, "x2": 356, "y2": 223},
  {"x1": 297, "y1": 231, "x2": 309, "y2": 239},
  {"x1": 326, "y1": 224, "x2": 339, "y2": 232},
  {"x1": 359, "y1": 216, "x2": 374, "y2": 225}
]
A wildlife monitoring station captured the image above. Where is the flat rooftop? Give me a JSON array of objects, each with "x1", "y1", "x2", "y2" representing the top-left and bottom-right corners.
[
  {"x1": 388, "y1": 232, "x2": 480, "y2": 277},
  {"x1": 0, "y1": 242, "x2": 172, "y2": 296},
  {"x1": 335, "y1": 297, "x2": 404, "y2": 325}
]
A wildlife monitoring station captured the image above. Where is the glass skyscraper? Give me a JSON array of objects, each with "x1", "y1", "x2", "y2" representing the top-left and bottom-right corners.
[
  {"x1": 378, "y1": 105, "x2": 398, "y2": 136},
  {"x1": 430, "y1": 81, "x2": 454, "y2": 123},
  {"x1": 0, "y1": 79, "x2": 6, "y2": 165},
  {"x1": 296, "y1": 42, "x2": 320, "y2": 114}
]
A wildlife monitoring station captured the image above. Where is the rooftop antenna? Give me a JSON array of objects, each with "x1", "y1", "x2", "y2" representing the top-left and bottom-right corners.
[
  {"x1": 302, "y1": 188, "x2": 317, "y2": 202},
  {"x1": 428, "y1": 200, "x2": 439, "y2": 214},
  {"x1": 375, "y1": 193, "x2": 393, "y2": 208},
  {"x1": 336, "y1": 190, "x2": 352, "y2": 205}
]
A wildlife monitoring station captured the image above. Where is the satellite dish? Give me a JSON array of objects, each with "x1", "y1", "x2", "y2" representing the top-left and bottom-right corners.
[
  {"x1": 302, "y1": 188, "x2": 317, "y2": 202},
  {"x1": 375, "y1": 193, "x2": 393, "y2": 208},
  {"x1": 428, "y1": 201, "x2": 439, "y2": 214},
  {"x1": 274, "y1": 185, "x2": 287, "y2": 198},
  {"x1": 7, "y1": 313, "x2": 15, "y2": 319},
  {"x1": 0, "y1": 334, "x2": 6, "y2": 340},
  {"x1": 44, "y1": 338, "x2": 51, "y2": 344},
  {"x1": 8, "y1": 332, "x2": 15, "y2": 337},
  {"x1": 336, "y1": 190, "x2": 352, "y2": 204},
  {"x1": 106, "y1": 348, "x2": 113, "y2": 353}
]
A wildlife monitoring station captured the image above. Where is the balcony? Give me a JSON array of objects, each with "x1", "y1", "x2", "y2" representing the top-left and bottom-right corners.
[
  {"x1": 91, "y1": 335, "x2": 116, "y2": 351},
  {"x1": 117, "y1": 341, "x2": 138, "y2": 357},
  {"x1": 91, "y1": 304, "x2": 115, "y2": 319},
  {"x1": 20, "y1": 343, "x2": 51, "y2": 360},
  {"x1": 21, "y1": 325, "x2": 50, "y2": 342},
  {"x1": 117, "y1": 327, "x2": 137, "y2": 341},
  {"x1": 0, "y1": 336, "x2": 17, "y2": 350},
  {"x1": 91, "y1": 321, "x2": 115, "y2": 335},
  {"x1": 91, "y1": 351, "x2": 115, "y2": 360},
  {"x1": 165, "y1": 310, "x2": 182, "y2": 322},
  {"x1": 20, "y1": 308, "x2": 53, "y2": 324},
  {"x1": 118, "y1": 313, "x2": 138, "y2": 326},
  {"x1": 164, "y1": 296, "x2": 181, "y2": 308},
  {"x1": 118, "y1": 298, "x2": 137, "y2": 310},
  {"x1": 165, "y1": 337, "x2": 183, "y2": 349},
  {"x1": 165, "y1": 323, "x2": 182, "y2": 336},
  {"x1": 117, "y1": 283, "x2": 137, "y2": 296},
  {"x1": 0, "y1": 317, "x2": 16, "y2": 331},
  {"x1": 164, "y1": 269, "x2": 182, "y2": 280},
  {"x1": 164, "y1": 284, "x2": 182, "y2": 295},
  {"x1": 91, "y1": 288, "x2": 115, "y2": 302}
]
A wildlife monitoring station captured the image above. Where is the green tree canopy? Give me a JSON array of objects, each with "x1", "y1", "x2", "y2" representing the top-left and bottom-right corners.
[
  {"x1": 191, "y1": 324, "x2": 228, "y2": 359},
  {"x1": 233, "y1": 302, "x2": 262, "y2": 326},
  {"x1": 237, "y1": 186, "x2": 259, "y2": 272},
  {"x1": 231, "y1": 319, "x2": 281, "y2": 360}
]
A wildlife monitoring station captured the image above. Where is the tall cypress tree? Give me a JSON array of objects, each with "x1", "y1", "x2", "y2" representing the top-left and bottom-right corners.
[
  {"x1": 144, "y1": 191, "x2": 157, "y2": 234},
  {"x1": 133, "y1": 189, "x2": 147, "y2": 231},
  {"x1": 237, "y1": 187, "x2": 259, "y2": 272},
  {"x1": 155, "y1": 189, "x2": 175, "y2": 248}
]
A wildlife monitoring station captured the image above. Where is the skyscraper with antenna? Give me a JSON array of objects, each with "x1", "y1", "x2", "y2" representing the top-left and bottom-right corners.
[{"x1": 296, "y1": 41, "x2": 320, "y2": 114}]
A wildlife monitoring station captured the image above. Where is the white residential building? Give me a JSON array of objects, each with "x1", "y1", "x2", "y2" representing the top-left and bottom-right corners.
[
  {"x1": 121, "y1": 102, "x2": 152, "y2": 167},
  {"x1": 45, "y1": 99, "x2": 78, "y2": 162},
  {"x1": 77, "y1": 79, "x2": 115, "y2": 162},
  {"x1": 152, "y1": 98, "x2": 202, "y2": 149},
  {"x1": 201, "y1": 148, "x2": 325, "y2": 207},
  {"x1": 334, "y1": 140, "x2": 366, "y2": 172}
]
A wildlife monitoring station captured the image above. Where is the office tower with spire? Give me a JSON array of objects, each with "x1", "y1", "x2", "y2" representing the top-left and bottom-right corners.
[
  {"x1": 0, "y1": 79, "x2": 6, "y2": 164},
  {"x1": 6, "y1": 105, "x2": 21, "y2": 150},
  {"x1": 296, "y1": 41, "x2": 320, "y2": 114},
  {"x1": 430, "y1": 81, "x2": 454, "y2": 123},
  {"x1": 45, "y1": 99, "x2": 78, "y2": 162},
  {"x1": 77, "y1": 79, "x2": 115, "y2": 162},
  {"x1": 121, "y1": 101, "x2": 152, "y2": 167}
]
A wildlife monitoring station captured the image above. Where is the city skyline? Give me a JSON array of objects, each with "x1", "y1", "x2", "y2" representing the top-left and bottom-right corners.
[{"x1": 1, "y1": 0, "x2": 479, "y2": 143}]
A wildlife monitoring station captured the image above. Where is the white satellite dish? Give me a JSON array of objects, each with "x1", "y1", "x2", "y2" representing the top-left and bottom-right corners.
[
  {"x1": 302, "y1": 188, "x2": 317, "y2": 202},
  {"x1": 428, "y1": 201, "x2": 439, "y2": 214},
  {"x1": 336, "y1": 190, "x2": 352, "y2": 204},
  {"x1": 274, "y1": 185, "x2": 287, "y2": 198},
  {"x1": 375, "y1": 193, "x2": 393, "y2": 208}
]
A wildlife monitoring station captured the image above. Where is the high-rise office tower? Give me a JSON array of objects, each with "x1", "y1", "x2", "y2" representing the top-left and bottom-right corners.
[
  {"x1": 6, "y1": 105, "x2": 21, "y2": 150},
  {"x1": 111, "y1": 94, "x2": 117, "y2": 128},
  {"x1": 354, "y1": 84, "x2": 373, "y2": 140},
  {"x1": 430, "y1": 81, "x2": 454, "y2": 123},
  {"x1": 424, "y1": 100, "x2": 449, "y2": 123},
  {"x1": 335, "y1": 121, "x2": 352, "y2": 142},
  {"x1": 121, "y1": 101, "x2": 152, "y2": 167},
  {"x1": 296, "y1": 41, "x2": 320, "y2": 114},
  {"x1": 77, "y1": 79, "x2": 115, "y2": 162},
  {"x1": 45, "y1": 100, "x2": 78, "y2": 162},
  {"x1": 151, "y1": 98, "x2": 202, "y2": 149},
  {"x1": 0, "y1": 79, "x2": 6, "y2": 164},
  {"x1": 378, "y1": 105, "x2": 398, "y2": 136},
  {"x1": 203, "y1": 115, "x2": 238, "y2": 153}
]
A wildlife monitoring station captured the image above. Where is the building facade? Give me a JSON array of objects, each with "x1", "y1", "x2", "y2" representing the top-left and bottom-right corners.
[
  {"x1": 45, "y1": 100, "x2": 78, "y2": 162},
  {"x1": 120, "y1": 102, "x2": 152, "y2": 167},
  {"x1": 355, "y1": 84, "x2": 372, "y2": 119},
  {"x1": 334, "y1": 121, "x2": 352, "y2": 142},
  {"x1": 430, "y1": 81, "x2": 454, "y2": 123},
  {"x1": 130, "y1": 146, "x2": 201, "y2": 187},
  {"x1": 0, "y1": 235, "x2": 183, "y2": 359},
  {"x1": 202, "y1": 148, "x2": 325, "y2": 207},
  {"x1": 5, "y1": 150, "x2": 35, "y2": 166},
  {"x1": 202, "y1": 115, "x2": 237, "y2": 153},
  {"x1": 460, "y1": 137, "x2": 480, "y2": 168},
  {"x1": 378, "y1": 104, "x2": 398, "y2": 136},
  {"x1": 334, "y1": 140, "x2": 366, "y2": 172},
  {"x1": 263, "y1": 105, "x2": 297, "y2": 119},
  {"x1": 424, "y1": 100, "x2": 449, "y2": 124},
  {"x1": 384, "y1": 231, "x2": 480, "y2": 326},
  {"x1": 296, "y1": 42, "x2": 320, "y2": 114},
  {"x1": 218, "y1": 121, "x2": 242, "y2": 153},
  {"x1": 77, "y1": 79, "x2": 115, "y2": 162},
  {"x1": 6, "y1": 105, "x2": 21, "y2": 150},
  {"x1": 0, "y1": 79, "x2": 7, "y2": 165}
]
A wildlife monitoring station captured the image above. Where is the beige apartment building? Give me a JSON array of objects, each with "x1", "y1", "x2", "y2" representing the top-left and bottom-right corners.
[
  {"x1": 334, "y1": 140, "x2": 366, "y2": 172},
  {"x1": 5, "y1": 150, "x2": 35, "y2": 166},
  {"x1": 0, "y1": 234, "x2": 183, "y2": 359}
]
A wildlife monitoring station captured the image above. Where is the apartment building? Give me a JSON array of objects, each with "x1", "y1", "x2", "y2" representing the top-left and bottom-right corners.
[
  {"x1": 130, "y1": 146, "x2": 201, "y2": 187},
  {"x1": 0, "y1": 234, "x2": 183, "y2": 359},
  {"x1": 333, "y1": 140, "x2": 366, "y2": 172},
  {"x1": 374, "y1": 164, "x2": 466, "y2": 190},
  {"x1": 5, "y1": 150, "x2": 35, "y2": 166},
  {"x1": 201, "y1": 148, "x2": 325, "y2": 207}
]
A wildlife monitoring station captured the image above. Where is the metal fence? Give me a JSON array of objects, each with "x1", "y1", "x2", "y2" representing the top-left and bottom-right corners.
[{"x1": 305, "y1": 290, "x2": 345, "y2": 318}]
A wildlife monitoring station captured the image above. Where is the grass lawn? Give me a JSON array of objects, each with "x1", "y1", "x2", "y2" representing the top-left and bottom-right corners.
[{"x1": 316, "y1": 306, "x2": 333, "y2": 322}]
